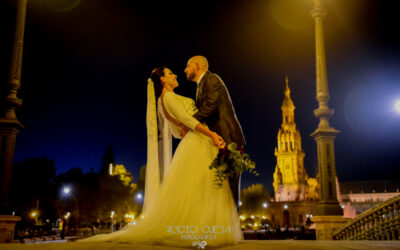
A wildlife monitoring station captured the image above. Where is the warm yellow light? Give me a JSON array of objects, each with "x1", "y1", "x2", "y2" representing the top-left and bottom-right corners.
[
  {"x1": 31, "y1": 212, "x2": 37, "y2": 217},
  {"x1": 111, "y1": 211, "x2": 115, "y2": 218},
  {"x1": 262, "y1": 216, "x2": 266, "y2": 219},
  {"x1": 125, "y1": 214, "x2": 135, "y2": 220},
  {"x1": 109, "y1": 163, "x2": 113, "y2": 176},
  {"x1": 250, "y1": 215, "x2": 255, "y2": 219},
  {"x1": 141, "y1": 215, "x2": 144, "y2": 219},
  {"x1": 254, "y1": 223, "x2": 258, "y2": 227},
  {"x1": 240, "y1": 215, "x2": 245, "y2": 220}
]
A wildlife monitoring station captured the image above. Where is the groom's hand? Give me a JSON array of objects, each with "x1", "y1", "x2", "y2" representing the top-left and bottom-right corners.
[{"x1": 180, "y1": 125, "x2": 190, "y2": 138}]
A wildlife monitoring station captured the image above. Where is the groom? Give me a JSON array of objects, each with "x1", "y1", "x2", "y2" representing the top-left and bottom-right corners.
[{"x1": 183, "y1": 55, "x2": 246, "y2": 210}]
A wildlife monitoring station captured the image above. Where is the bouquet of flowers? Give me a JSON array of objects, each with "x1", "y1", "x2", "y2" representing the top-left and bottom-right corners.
[{"x1": 209, "y1": 142, "x2": 258, "y2": 188}]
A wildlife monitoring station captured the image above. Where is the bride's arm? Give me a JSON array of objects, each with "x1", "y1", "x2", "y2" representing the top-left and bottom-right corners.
[
  {"x1": 157, "y1": 105, "x2": 181, "y2": 139},
  {"x1": 170, "y1": 124, "x2": 182, "y2": 139},
  {"x1": 163, "y1": 92, "x2": 226, "y2": 148}
]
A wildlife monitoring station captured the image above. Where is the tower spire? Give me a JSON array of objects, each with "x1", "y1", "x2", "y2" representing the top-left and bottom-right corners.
[
  {"x1": 273, "y1": 77, "x2": 317, "y2": 202},
  {"x1": 285, "y1": 75, "x2": 289, "y2": 90},
  {"x1": 282, "y1": 76, "x2": 294, "y2": 109}
]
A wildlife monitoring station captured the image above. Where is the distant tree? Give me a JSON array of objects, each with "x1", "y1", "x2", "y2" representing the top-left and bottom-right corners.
[
  {"x1": 132, "y1": 165, "x2": 146, "y2": 215},
  {"x1": 54, "y1": 166, "x2": 136, "y2": 228},
  {"x1": 135, "y1": 165, "x2": 146, "y2": 195},
  {"x1": 53, "y1": 167, "x2": 85, "y2": 228},
  {"x1": 111, "y1": 164, "x2": 136, "y2": 190},
  {"x1": 240, "y1": 184, "x2": 271, "y2": 215},
  {"x1": 11, "y1": 157, "x2": 57, "y2": 225},
  {"x1": 11, "y1": 147, "x2": 142, "y2": 232},
  {"x1": 88, "y1": 173, "x2": 135, "y2": 227}
]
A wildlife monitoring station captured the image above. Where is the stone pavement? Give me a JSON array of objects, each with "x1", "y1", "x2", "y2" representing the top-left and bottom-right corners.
[{"x1": 1, "y1": 240, "x2": 400, "y2": 250}]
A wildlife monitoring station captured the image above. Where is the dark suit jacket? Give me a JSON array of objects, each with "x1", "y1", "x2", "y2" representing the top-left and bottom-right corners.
[{"x1": 193, "y1": 71, "x2": 246, "y2": 147}]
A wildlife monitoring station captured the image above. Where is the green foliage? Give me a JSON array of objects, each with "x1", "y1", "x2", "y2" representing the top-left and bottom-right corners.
[
  {"x1": 209, "y1": 143, "x2": 258, "y2": 188},
  {"x1": 11, "y1": 157, "x2": 57, "y2": 224},
  {"x1": 240, "y1": 184, "x2": 271, "y2": 214},
  {"x1": 11, "y1": 146, "x2": 141, "y2": 231}
]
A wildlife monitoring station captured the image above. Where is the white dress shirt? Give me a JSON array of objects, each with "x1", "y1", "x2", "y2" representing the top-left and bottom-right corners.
[
  {"x1": 196, "y1": 72, "x2": 207, "y2": 99},
  {"x1": 197, "y1": 72, "x2": 206, "y2": 85}
]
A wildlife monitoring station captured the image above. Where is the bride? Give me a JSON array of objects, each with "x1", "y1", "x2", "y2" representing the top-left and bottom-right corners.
[{"x1": 81, "y1": 67, "x2": 243, "y2": 247}]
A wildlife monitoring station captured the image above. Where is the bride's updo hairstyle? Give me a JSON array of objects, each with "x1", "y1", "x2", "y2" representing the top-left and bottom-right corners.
[{"x1": 150, "y1": 66, "x2": 166, "y2": 100}]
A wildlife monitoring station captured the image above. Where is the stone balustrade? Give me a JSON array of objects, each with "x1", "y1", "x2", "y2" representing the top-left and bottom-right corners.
[{"x1": 333, "y1": 195, "x2": 400, "y2": 240}]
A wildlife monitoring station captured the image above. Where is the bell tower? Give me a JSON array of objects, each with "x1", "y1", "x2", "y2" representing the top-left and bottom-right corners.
[{"x1": 273, "y1": 77, "x2": 315, "y2": 201}]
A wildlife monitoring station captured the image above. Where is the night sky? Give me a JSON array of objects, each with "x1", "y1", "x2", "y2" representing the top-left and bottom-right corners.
[{"x1": 1, "y1": 0, "x2": 399, "y2": 193}]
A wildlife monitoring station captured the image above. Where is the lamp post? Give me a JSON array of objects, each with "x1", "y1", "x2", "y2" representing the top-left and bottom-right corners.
[
  {"x1": 0, "y1": 0, "x2": 27, "y2": 243},
  {"x1": 110, "y1": 211, "x2": 115, "y2": 232},
  {"x1": 310, "y1": 0, "x2": 342, "y2": 217},
  {"x1": 0, "y1": 0, "x2": 27, "y2": 214},
  {"x1": 309, "y1": 0, "x2": 349, "y2": 239},
  {"x1": 60, "y1": 186, "x2": 78, "y2": 238},
  {"x1": 61, "y1": 212, "x2": 70, "y2": 239},
  {"x1": 30, "y1": 211, "x2": 38, "y2": 224}
]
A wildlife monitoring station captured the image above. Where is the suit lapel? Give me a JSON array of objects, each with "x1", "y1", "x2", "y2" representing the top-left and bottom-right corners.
[{"x1": 196, "y1": 71, "x2": 209, "y2": 104}]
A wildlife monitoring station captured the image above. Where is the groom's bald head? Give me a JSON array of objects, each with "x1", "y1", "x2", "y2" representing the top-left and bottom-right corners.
[
  {"x1": 189, "y1": 56, "x2": 209, "y2": 71},
  {"x1": 185, "y1": 55, "x2": 209, "y2": 82}
]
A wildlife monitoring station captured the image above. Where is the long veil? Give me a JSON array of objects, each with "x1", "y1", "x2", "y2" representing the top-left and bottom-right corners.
[{"x1": 143, "y1": 78, "x2": 172, "y2": 213}]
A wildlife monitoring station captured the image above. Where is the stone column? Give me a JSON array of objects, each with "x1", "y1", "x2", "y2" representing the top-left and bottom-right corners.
[
  {"x1": 309, "y1": 0, "x2": 347, "y2": 240},
  {"x1": 0, "y1": 0, "x2": 28, "y2": 242}
]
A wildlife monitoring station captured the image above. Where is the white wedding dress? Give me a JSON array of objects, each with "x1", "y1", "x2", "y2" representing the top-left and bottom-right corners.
[{"x1": 81, "y1": 91, "x2": 243, "y2": 247}]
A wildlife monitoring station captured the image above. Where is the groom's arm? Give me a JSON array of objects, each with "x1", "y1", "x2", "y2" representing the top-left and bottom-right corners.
[{"x1": 193, "y1": 75, "x2": 221, "y2": 123}]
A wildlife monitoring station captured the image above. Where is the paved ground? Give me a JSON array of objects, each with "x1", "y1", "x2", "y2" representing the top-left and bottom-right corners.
[{"x1": 1, "y1": 240, "x2": 400, "y2": 250}]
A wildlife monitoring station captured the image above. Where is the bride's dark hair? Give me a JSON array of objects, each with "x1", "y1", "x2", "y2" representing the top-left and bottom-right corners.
[{"x1": 150, "y1": 66, "x2": 165, "y2": 100}]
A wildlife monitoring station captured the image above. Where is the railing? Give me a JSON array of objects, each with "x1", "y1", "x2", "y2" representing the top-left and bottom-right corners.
[{"x1": 333, "y1": 195, "x2": 400, "y2": 240}]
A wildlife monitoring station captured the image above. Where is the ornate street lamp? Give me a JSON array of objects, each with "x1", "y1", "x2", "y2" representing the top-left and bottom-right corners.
[
  {"x1": 309, "y1": 0, "x2": 349, "y2": 239},
  {"x1": 0, "y1": 0, "x2": 27, "y2": 213},
  {"x1": 310, "y1": 0, "x2": 343, "y2": 217},
  {"x1": 0, "y1": 0, "x2": 28, "y2": 242}
]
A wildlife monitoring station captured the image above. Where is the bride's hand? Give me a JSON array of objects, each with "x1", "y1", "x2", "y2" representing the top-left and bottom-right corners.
[{"x1": 211, "y1": 132, "x2": 226, "y2": 149}]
